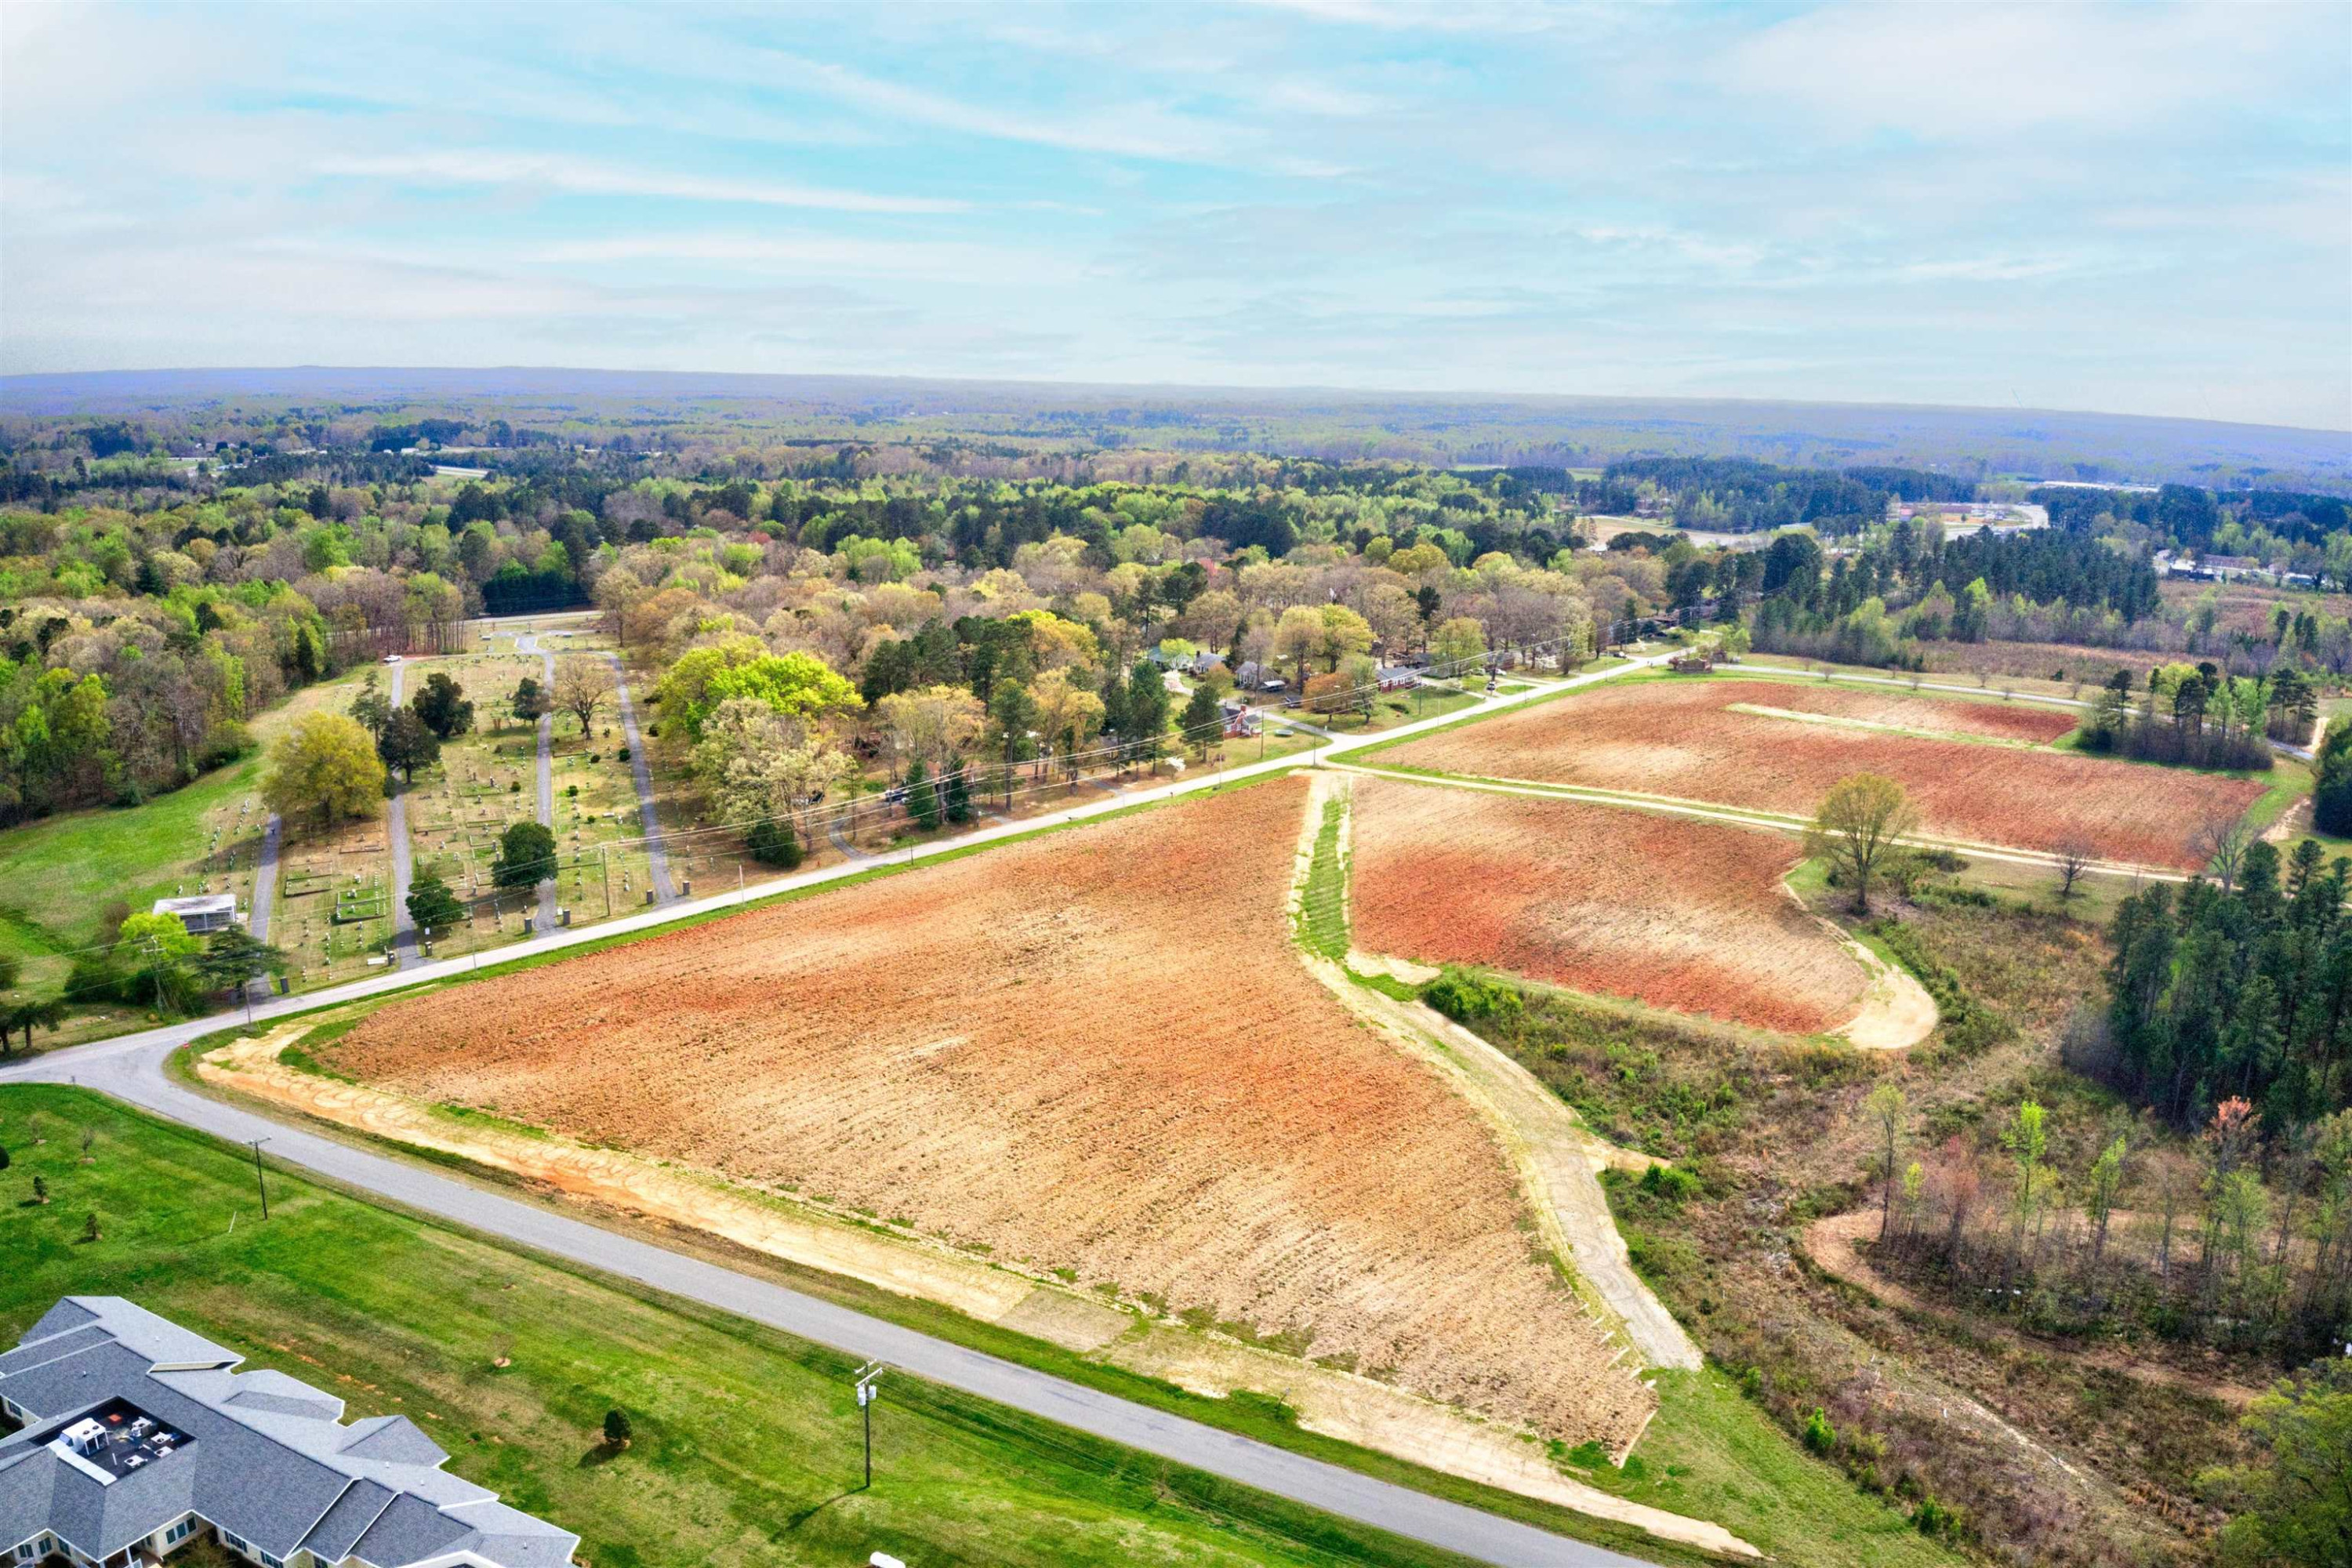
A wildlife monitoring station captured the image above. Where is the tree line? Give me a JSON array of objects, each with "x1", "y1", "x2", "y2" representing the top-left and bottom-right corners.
[{"x1": 2100, "y1": 838, "x2": 2352, "y2": 1131}]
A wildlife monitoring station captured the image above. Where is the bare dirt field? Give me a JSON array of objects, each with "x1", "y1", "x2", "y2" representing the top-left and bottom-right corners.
[
  {"x1": 1348, "y1": 776, "x2": 1867, "y2": 1035},
  {"x1": 1384, "y1": 679, "x2": 2265, "y2": 869},
  {"x1": 1726, "y1": 681, "x2": 2081, "y2": 743},
  {"x1": 318, "y1": 775, "x2": 1654, "y2": 1450}
]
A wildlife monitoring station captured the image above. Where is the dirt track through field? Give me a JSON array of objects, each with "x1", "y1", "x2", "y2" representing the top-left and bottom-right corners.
[
  {"x1": 1800, "y1": 1209, "x2": 2259, "y2": 1409},
  {"x1": 319, "y1": 776, "x2": 1656, "y2": 1452},
  {"x1": 1384, "y1": 679, "x2": 2263, "y2": 870}
]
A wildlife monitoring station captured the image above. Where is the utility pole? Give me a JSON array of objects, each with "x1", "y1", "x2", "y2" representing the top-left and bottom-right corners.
[
  {"x1": 853, "y1": 1361, "x2": 884, "y2": 1489},
  {"x1": 248, "y1": 1138, "x2": 271, "y2": 1221}
]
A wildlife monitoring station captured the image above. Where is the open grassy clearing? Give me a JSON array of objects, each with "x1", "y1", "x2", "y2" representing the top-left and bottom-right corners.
[
  {"x1": 0, "y1": 1083, "x2": 1486, "y2": 1568},
  {"x1": 0, "y1": 666, "x2": 390, "y2": 1017},
  {"x1": 1378, "y1": 677, "x2": 2264, "y2": 870}
]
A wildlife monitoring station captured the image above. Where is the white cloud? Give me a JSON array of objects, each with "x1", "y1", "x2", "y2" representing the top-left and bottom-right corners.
[
  {"x1": 1715, "y1": 2, "x2": 2344, "y2": 140},
  {"x1": 528, "y1": 232, "x2": 1087, "y2": 284},
  {"x1": 311, "y1": 151, "x2": 969, "y2": 214}
]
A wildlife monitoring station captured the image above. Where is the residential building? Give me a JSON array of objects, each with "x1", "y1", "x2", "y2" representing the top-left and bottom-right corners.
[{"x1": 1, "y1": 1298, "x2": 575, "y2": 1568}]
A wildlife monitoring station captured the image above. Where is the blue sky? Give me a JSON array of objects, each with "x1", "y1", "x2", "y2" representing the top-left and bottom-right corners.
[{"x1": 3, "y1": 1, "x2": 2348, "y2": 428}]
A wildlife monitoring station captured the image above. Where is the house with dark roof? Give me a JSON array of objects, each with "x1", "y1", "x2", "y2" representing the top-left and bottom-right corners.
[{"x1": 0, "y1": 1298, "x2": 575, "y2": 1568}]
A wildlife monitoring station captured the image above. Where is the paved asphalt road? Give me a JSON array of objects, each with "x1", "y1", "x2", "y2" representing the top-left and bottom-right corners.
[
  {"x1": 601, "y1": 650, "x2": 677, "y2": 903},
  {"x1": 522, "y1": 635, "x2": 560, "y2": 929},
  {"x1": 3, "y1": 650, "x2": 1678, "y2": 1568},
  {"x1": 386, "y1": 659, "x2": 416, "y2": 967},
  {"x1": 244, "y1": 811, "x2": 282, "y2": 1006}
]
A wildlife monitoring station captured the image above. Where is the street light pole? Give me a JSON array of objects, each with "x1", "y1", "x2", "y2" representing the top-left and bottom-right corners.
[
  {"x1": 248, "y1": 1138, "x2": 271, "y2": 1221},
  {"x1": 853, "y1": 1362, "x2": 884, "y2": 1490}
]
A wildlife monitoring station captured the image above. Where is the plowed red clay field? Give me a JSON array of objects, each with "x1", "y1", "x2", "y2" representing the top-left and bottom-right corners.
[
  {"x1": 1350, "y1": 776, "x2": 1867, "y2": 1034},
  {"x1": 1385, "y1": 679, "x2": 2262, "y2": 869},
  {"x1": 321, "y1": 775, "x2": 1652, "y2": 1448},
  {"x1": 1726, "y1": 681, "x2": 2082, "y2": 742}
]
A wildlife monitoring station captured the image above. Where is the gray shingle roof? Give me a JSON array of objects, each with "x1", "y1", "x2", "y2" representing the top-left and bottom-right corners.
[
  {"x1": 336, "y1": 1414, "x2": 448, "y2": 1466},
  {"x1": 0, "y1": 1297, "x2": 577, "y2": 1567},
  {"x1": 298, "y1": 1475, "x2": 396, "y2": 1561}
]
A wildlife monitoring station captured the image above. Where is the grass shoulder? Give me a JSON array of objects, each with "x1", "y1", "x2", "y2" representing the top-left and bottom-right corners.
[{"x1": 0, "y1": 1082, "x2": 1508, "y2": 1568}]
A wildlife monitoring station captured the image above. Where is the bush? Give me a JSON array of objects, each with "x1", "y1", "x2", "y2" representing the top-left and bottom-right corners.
[
  {"x1": 746, "y1": 816, "x2": 802, "y2": 869},
  {"x1": 618, "y1": 746, "x2": 631, "y2": 763},
  {"x1": 1802, "y1": 1406, "x2": 1836, "y2": 1454},
  {"x1": 1639, "y1": 1162, "x2": 1704, "y2": 1205},
  {"x1": 1422, "y1": 967, "x2": 1523, "y2": 1024},
  {"x1": 198, "y1": 723, "x2": 255, "y2": 771}
]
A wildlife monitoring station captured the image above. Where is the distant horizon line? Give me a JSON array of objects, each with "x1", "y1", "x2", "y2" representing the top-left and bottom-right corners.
[{"x1": 5, "y1": 361, "x2": 2347, "y2": 437}]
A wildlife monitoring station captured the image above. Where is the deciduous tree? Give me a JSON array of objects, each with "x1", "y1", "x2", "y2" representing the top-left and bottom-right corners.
[
  {"x1": 263, "y1": 713, "x2": 385, "y2": 829},
  {"x1": 491, "y1": 820, "x2": 557, "y2": 891},
  {"x1": 1807, "y1": 773, "x2": 1917, "y2": 914},
  {"x1": 554, "y1": 657, "x2": 615, "y2": 740}
]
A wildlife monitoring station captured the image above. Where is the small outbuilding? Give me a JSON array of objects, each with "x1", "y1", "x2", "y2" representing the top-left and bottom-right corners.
[{"x1": 150, "y1": 894, "x2": 238, "y2": 934}]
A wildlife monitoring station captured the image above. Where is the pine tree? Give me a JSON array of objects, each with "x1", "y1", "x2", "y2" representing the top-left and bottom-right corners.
[
  {"x1": 405, "y1": 873, "x2": 465, "y2": 936},
  {"x1": 942, "y1": 757, "x2": 975, "y2": 824},
  {"x1": 1181, "y1": 684, "x2": 1221, "y2": 756},
  {"x1": 905, "y1": 759, "x2": 939, "y2": 830},
  {"x1": 1123, "y1": 660, "x2": 1169, "y2": 763}
]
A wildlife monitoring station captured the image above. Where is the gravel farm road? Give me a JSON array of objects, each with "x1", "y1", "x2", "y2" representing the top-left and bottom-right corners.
[{"x1": 2, "y1": 651, "x2": 1679, "y2": 1568}]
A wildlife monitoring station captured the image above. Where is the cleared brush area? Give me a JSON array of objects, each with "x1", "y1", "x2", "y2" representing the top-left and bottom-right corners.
[
  {"x1": 1385, "y1": 679, "x2": 2263, "y2": 869},
  {"x1": 1349, "y1": 776, "x2": 1866, "y2": 1036},
  {"x1": 318, "y1": 775, "x2": 1653, "y2": 1452}
]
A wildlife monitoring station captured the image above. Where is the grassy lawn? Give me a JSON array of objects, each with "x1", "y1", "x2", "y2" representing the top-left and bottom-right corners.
[
  {"x1": 0, "y1": 1083, "x2": 1487, "y2": 1568},
  {"x1": 1294, "y1": 793, "x2": 1348, "y2": 960},
  {"x1": 0, "y1": 749, "x2": 265, "y2": 960},
  {"x1": 0, "y1": 666, "x2": 381, "y2": 1014}
]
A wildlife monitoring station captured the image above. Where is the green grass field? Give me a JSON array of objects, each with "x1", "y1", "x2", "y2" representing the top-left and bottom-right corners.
[
  {"x1": 0, "y1": 750, "x2": 265, "y2": 962},
  {"x1": 0, "y1": 666, "x2": 381, "y2": 1015},
  {"x1": 0, "y1": 1083, "x2": 1481, "y2": 1568}
]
